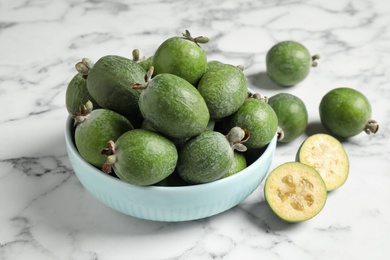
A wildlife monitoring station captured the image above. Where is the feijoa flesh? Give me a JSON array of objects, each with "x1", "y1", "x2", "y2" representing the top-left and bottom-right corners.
[
  {"x1": 76, "y1": 55, "x2": 146, "y2": 121},
  {"x1": 297, "y1": 133, "x2": 349, "y2": 191},
  {"x1": 102, "y1": 129, "x2": 178, "y2": 186},
  {"x1": 268, "y1": 93, "x2": 308, "y2": 142},
  {"x1": 74, "y1": 104, "x2": 133, "y2": 168},
  {"x1": 197, "y1": 64, "x2": 248, "y2": 119},
  {"x1": 264, "y1": 162, "x2": 327, "y2": 222},
  {"x1": 177, "y1": 127, "x2": 249, "y2": 184},
  {"x1": 137, "y1": 72, "x2": 210, "y2": 139},
  {"x1": 319, "y1": 87, "x2": 379, "y2": 138},
  {"x1": 152, "y1": 30, "x2": 208, "y2": 86},
  {"x1": 223, "y1": 94, "x2": 278, "y2": 150},
  {"x1": 266, "y1": 41, "x2": 319, "y2": 86}
]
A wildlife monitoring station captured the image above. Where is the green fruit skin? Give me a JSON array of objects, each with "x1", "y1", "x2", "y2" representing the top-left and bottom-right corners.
[
  {"x1": 206, "y1": 60, "x2": 224, "y2": 71},
  {"x1": 138, "y1": 56, "x2": 153, "y2": 72},
  {"x1": 112, "y1": 129, "x2": 178, "y2": 186},
  {"x1": 139, "y1": 73, "x2": 210, "y2": 139},
  {"x1": 319, "y1": 87, "x2": 372, "y2": 138},
  {"x1": 266, "y1": 41, "x2": 312, "y2": 86},
  {"x1": 65, "y1": 73, "x2": 100, "y2": 114},
  {"x1": 75, "y1": 109, "x2": 133, "y2": 168},
  {"x1": 225, "y1": 98, "x2": 278, "y2": 150},
  {"x1": 268, "y1": 93, "x2": 308, "y2": 142},
  {"x1": 221, "y1": 151, "x2": 247, "y2": 179},
  {"x1": 152, "y1": 36, "x2": 207, "y2": 86},
  {"x1": 86, "y1": 55, "x2": 146, "y2": 119},
  {"x1": 197, "y1": 64, "x2": 248, "y2": 119},
  {"x1": 177, "y1": 131, "x2": 234, "y2": 184}
]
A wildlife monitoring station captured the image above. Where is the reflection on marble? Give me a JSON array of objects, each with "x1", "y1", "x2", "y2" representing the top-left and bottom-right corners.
[{"x1": 1, "y1": 0, "x2": 390, "y2": 259}]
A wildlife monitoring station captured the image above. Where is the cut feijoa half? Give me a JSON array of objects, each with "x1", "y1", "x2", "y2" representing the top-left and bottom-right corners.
[
  {"x1": 264, "y1": 162, "x2": 327, "y2": 222},
  {"x1": 297, "y1": 133, "x2": 349, "y2": 191}
]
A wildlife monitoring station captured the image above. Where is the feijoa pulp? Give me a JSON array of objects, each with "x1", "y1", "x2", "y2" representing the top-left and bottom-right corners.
[
  {"x1": 319, "y1": 87, "x2": 379, "y2": 138},
  {"x1": 268, "y1": 93, "x2": 308, "y2": 142},
  {"x1": 297, "y1": 133, "x2": 349, "y2": 191},
  {"x1": 264, "y1": 162, "x2": 327, "y2": 222},
  {"x1": 197, "y1": 63, "x2": 248, "y2": 119},
  {"x1": 266, "y1": 41, "x2": 319, "y2": 86},
  {"x1": 102, "y1": 129, "x2": 178, "y2": 186}
]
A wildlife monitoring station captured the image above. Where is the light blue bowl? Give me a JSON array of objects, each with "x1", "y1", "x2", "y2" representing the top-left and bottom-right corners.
[{"x1": 65, "y1": 117, "x2": 276, "y2": 222}]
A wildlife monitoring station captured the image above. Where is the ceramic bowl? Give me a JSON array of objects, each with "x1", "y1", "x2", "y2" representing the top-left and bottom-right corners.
[{"x1": 65, "y1": 116, "x2": 276, "y2": 222}]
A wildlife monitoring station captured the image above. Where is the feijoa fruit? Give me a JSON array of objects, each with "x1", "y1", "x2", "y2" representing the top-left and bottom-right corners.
[
  {"x1": 264, "y1": 162, "x2": 327, "y2": 222},
  {"x1": 266, "y1": 41, "x2": 319, "y2": 86},
  {"x1": 319, "y1": 87, "x2": 379, "y2": 138},
  {"x1": 297, "y1": 133, "x2": 349, "y2": 191},
  {"x1": 152, "y1": 30, "x2": 208, "y2": 86},
  {"x1": 268, "y1": 93, "x2": 308, "y2": 142},
  {"x1": 102, "y1": 129, "x2": 178, "y2": 186},
  {"x1": 197, "y1": 64, "x2": 248, "y2": 119}
]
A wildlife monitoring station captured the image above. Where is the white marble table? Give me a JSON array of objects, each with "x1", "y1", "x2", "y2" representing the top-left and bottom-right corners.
[{"x1": 1, "y1": 0, "x2": 390, "y2": 259}]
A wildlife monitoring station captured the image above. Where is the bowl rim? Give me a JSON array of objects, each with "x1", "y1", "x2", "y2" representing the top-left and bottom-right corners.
[{"x1": 65, "y1": 116, "x2": 277, "y2": 192}]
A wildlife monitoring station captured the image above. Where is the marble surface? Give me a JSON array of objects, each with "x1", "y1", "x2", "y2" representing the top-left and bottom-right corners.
[{"x1": 1, "y1": 0, "x2": 390, "y2": 259}]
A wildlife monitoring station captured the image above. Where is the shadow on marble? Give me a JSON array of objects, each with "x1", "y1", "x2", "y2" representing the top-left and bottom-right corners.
[
  {"x1": 241, "y1": 200, "x2": 302, "y2": 232},
  {"x1": 246, "y1": 71, "x2": 292, "y2": 91}
]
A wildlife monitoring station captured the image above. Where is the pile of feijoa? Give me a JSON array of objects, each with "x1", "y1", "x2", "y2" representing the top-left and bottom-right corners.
[
  {"x1": 66, "y1": 30, "x2": 279, "y2": 187},
  {"x1": 65, "y1": 31, "x2": 379, "y2": 222}
]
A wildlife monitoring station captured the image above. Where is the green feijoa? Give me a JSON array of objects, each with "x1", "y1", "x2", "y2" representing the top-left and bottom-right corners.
[
  {"x1": 102, "y1": 129, "x2": 178, "y2": 186},
  {"x1": 152, "y1": 30, "x2": 208, "y2": 86},
  {"x1": 197, "y1": 64, "x2": 248, "y2": 119},
  {"x1": 319, "y1": 87, "x2": 379, "y2": 138},
  {"x1": 132, "y1": 49, "x2": 153, "y2": 72},
  {"x1": 266, "y1": 41, "x2": 320, "y2": 86},
  {"x1": 177, "y1": 127, "x2": 248, "y2": 184},
  {"x1": 221, "y1": 152, "x2": 247, "y2": 179},
  {"x1": 138, "y1": 72, "x2": 210, "y2": 139},
  {"x1": 224, "y1": 94, "x2": 278, "y2": 150},
  {"x1": 65, "y1": 73, "x2": 100, "y2": 114},
  {"x1": 74, "y1": 104, "x2": 133, "y2": 168},
  {"x1": 206, "y1": 60, "x2": 224, "y2": 71},
  {"x1": 268, "y1": 93, "x2": 308, "y2": 143},
  {"x1": 75, "y1": 55, "x2": 146, "y2": 120}
]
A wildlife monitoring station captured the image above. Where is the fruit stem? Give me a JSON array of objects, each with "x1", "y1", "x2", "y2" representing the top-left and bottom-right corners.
[
  {"x1": 364, "y1": 119, "x2": 379, "y2": 135},
  {"x1": 182, "y1": 30, "x2": 209, "y2": 45},
  {"x1": 101, "y1": 140, "x2": 117, "y2": 174},
  {"x1": 131, "y1": 66, "x2": 154, "y2": 90},
  {"x1": 312, "y1": 54, "x2": 320, "y2": 67},
  {"x1": 75, "y1": 58, "x2": 94, "y2": 77},
  {"x1": 132, "y1": 49, "x2": 140, "y2": 62},
  {"x1": 72, "y1": 100, "x2": 93, "y2": 126},
  {"x1": 248, "y1": 92, "x2": 268, "y2": 103},
  {"x1": 226, "y1": 127, "x2": 250, "y2": 152},
  {"x1": 277, "y1": 127, "x2": 285, "y2": 141}
]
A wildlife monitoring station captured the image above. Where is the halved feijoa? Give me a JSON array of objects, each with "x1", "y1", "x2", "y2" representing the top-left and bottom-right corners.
[
  {"x1": 264, "y1": 162, "x2": 327, "y2": 222},
  {"x1": 319, "y1": 87, "x2": 379, "y2": 138},
  {"x1": 297, "y1": 133, "x2": 349, "y2": 191},
  {"x1": 268, "y1": 93, "x2": 308, "y2": 143}
]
